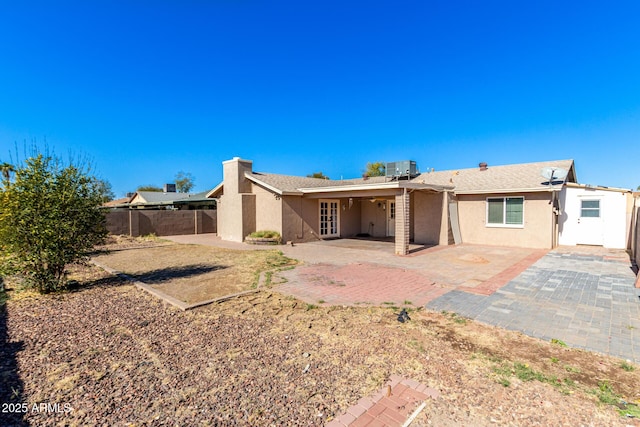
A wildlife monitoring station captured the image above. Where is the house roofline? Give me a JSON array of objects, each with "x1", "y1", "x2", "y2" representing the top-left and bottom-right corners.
[
  {"x1": 564, "y1": 182, "x2": 632, "y2": 193},
  {"x1": 454, "y1": 186, "x2": 565, "y2": 195},
  {"x1": 244, "y1": 173, "x2": 288, "y2": 195},
  {"x1": 298, "y1": 181, "x2": 453, "y2": 194},
  {"x1": 206, "y1": 182, "x2": 224, "y2": 198}
]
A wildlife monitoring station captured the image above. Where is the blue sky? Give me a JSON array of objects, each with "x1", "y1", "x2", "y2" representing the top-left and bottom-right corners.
[{"x1": 1, "y1": 1, "x2": 639, "y2": 197}]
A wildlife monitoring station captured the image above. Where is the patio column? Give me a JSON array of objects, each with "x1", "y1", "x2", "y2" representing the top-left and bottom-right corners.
[{"x1": 395, "y1": 189, "x2": 410, "y2": 255}]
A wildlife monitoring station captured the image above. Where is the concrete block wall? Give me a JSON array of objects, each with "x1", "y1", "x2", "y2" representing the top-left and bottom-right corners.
[{"x1": 105, "y1": 210, "x2": 217, "y2": 237}]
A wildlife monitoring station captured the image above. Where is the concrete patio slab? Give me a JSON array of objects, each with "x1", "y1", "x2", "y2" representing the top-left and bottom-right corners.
[{"x1": 276, "y1": 240, "x2": 546, "y2": 306}]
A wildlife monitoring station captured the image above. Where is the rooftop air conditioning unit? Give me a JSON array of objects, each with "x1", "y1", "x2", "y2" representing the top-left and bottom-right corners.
[
  {"x1": 164, "y1": 183, "x2": 177, "y2": 193},
  {"x1": 385, "y1": 160, "x2": 417, "y2": 179}
]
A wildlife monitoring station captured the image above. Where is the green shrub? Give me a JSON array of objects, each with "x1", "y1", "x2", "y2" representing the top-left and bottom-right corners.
[
  {"x1": 0, "y1": 153, "x2": 108, "y2": 293},
  {"x1": 249, "y1": 230, "x2": 281, "y2": 239}
]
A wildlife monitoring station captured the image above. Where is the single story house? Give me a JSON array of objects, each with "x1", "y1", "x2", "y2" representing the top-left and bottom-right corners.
[{"x1": 207, "y1": 157, "x2": 634, "y2": 254}]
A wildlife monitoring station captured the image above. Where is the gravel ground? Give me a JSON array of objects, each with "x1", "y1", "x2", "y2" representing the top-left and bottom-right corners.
[{"x1": 1, "y1": 263, "x2": 639, "y2": 426}]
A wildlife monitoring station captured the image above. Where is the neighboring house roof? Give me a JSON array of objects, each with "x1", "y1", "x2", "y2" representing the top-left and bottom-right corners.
[
  {"x1": 102, "y1": 197, "x2": 131, "y2": 208},
  {"x1": 130, "y1": 191, "x2": 192, "y2": 204},
  {"x1": 211, "y1": 159, "x2": 576, "y2": 197},
  {"x1": 129, "y1": 190, "x2": 215, "y2": 207},
  {"x1": 412, "y1": 159, "x2": 576, "y2": 194}
]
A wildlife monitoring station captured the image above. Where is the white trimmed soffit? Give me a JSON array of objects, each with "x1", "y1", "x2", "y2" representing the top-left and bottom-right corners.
[
  {"x1": 454, "y1": 186, "x2": 565, "y2": 195},
  {"x1": 244, "y1": 173, "x2": 297, "y2": 196},
  {"x1": 205, "y1": 182, "x2": 223, "y2": 198},
  {"x1": 298, "y1": 181, "x2": 452, "y2": 194}
]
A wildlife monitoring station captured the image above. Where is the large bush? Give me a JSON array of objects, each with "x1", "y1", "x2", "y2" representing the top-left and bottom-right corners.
[{"x1": 0, "y1": 153, "x2": 108, "y2": 293}]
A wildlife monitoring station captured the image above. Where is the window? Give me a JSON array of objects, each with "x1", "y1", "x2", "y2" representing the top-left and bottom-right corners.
[
  {"x1": 580, "y1": 200, "x2": 600, "y2": 218},
  {"x1": 487, "y1": 197, "x2": 524, "y2": 226}
]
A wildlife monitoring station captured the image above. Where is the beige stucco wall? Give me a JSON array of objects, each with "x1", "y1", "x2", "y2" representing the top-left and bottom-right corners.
[
  {"x1": 282, "y1": 196, "x2": 316, "y2": 242},
  {"x1": 457, "y1": 192, "x2": 554, "y2": 249},
  {"x1": 253, "y1": 183, "x2": 282, "y2": 233},
  {"x1": 339, "y1": 198, "x2": 361, "y2": 237},
  {"x1": 413, "y1": 191, "x2": 444, "y2": 245},
  {"x1": 360, "y1": 198, "x2": 391, "y2": 237},
  {"x1": 218, "y1": 193, "x2": 256, "y2": 242}
]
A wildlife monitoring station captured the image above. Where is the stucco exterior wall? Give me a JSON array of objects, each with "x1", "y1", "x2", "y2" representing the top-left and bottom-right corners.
[
  {"x1": 282, "y1": 196, "x2": 314, "y2": 242},
  {"x1": 218, "y1": 193, "x2": 256, "y2": 242},
  {"x1": 413, "y1": 191, "x2": 444, "y2": 245},
  {"x1": 252, "y1": 183, "x2": 282, "y2": 233},
  {"x1": 457, "y1": 192, "x2": 553, "y2": 249},
  {"x1": 360, "y1": 198, "x2": 390, "y2": 237},
  {"x1": 339, "y1": 198, "x2": 361, "y2": 238}
]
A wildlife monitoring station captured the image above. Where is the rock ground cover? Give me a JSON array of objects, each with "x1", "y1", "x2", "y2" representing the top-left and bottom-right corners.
[{"x1": 1, "y1": 240, "x2": 639, "y2": 426}]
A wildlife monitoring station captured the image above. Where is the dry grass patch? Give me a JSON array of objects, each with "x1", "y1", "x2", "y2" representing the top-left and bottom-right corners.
[{"x1": 92, "y1": 243, "x2": 296, "y2": 304}]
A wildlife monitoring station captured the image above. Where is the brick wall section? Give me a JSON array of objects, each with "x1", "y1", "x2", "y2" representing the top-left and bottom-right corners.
[
  {"x1": 395, "y1": 191, "x2": 410, "y2": 255},
  {"x1": 105, "y1": 210, "x2": 216, "y2": 237}
]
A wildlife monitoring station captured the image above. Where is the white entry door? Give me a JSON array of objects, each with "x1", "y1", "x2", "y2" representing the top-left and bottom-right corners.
[
  {"x1": 576, "y1": 199, "x2": 604, "y2": 245},
  {"x1": 319, "y1": 200, "x2": 339, "y2": 238},
  {"x1": 387, "y1": 201, "x2": 396, "y2": 236}
]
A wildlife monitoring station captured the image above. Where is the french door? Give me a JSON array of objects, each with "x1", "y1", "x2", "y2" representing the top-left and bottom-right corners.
[{"x1": 319, "y1": 200, "x2": 339, "y2": 238}]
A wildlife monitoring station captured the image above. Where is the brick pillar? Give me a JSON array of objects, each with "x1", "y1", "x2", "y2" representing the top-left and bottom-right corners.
[{"x1": 395, "y1": 190, "x2": 410, "y2": 255}]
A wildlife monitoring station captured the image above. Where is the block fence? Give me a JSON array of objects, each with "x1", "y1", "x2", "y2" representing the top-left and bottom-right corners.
[{"x1": 105, "y1": 210, "x2": 216, "y2": 237}]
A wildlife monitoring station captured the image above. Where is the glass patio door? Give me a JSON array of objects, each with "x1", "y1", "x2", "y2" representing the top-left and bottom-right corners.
[{"x1": 319, "y1": 200, "x2": 339, "y2": 238}]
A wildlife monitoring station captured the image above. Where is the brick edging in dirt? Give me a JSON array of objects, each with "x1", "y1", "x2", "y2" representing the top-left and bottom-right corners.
[
  {"x1": 90, "y1": 260, "x2": 262, "y2": 311},
  {"x1": 326, "y1": 375, "x2": 440, "y2": 427}
]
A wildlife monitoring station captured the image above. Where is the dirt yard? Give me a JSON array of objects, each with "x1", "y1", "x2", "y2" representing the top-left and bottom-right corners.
[
  {"x1": 92, "y1": 235, "x2": 295, "y2": 303},
  {"x1": 1, "y1": 239, "x2": 639, "y2": 426}
]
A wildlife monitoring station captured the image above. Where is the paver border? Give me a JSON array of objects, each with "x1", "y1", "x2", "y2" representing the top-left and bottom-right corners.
[
  {"x1": 326, "y1": 375, "x2": 440, "y2": 426},
  {"x1": 90, "y1": 260, "x2": 263, "y2": 310}
]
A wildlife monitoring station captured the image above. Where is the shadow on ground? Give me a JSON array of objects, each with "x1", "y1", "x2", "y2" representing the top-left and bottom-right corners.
[
  {"x1": 130, "y1": 264, "x2": 227, "y2": 284},
  {"x1": 0, "y1": 302, "x2": 28, "y2": 427}
]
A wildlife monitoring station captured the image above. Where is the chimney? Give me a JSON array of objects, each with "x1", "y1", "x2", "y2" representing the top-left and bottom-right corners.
[
  {"x1": 479, "y1": 162, "x2": 488, "y2": 171},
  {"x1": 222, "y1": 157, "x2": 253, "y2": 194}
]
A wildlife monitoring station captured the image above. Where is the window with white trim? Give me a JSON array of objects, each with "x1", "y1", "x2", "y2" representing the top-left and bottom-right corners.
[
  {"x1": 580, "y1": 199, "x2": 600, "y2": 218},
  {"x1": 486, "y1": 197, "x2": 524, "y2": 226}
]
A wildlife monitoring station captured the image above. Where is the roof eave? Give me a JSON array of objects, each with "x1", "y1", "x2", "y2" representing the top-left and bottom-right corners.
[
  {"x1": 206, "y1": 182, "x2": 224, "y2": 198},
  {"x1": 244, "y1": 172, "x2": 284, "y2": 195},
  {"x1": 454, "y1": 185, "x2": 566, "y2": 195}
]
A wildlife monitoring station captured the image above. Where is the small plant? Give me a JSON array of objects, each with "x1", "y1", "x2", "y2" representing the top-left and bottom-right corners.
[
  {"x1": 305, "y1": 303, "x2": 318, "y2": 311},
  {"x1": 403, "y1": 300, "x2": 412, "y2": 305},
  {"x1": 620, "y1": 361, "x2": 635, "y2": 372},
  {"x1": 594, "y1": 381, "x2": 619, "y2": 405},
  {"x1": 550, "y1": 357, "x2": 559, "y2": 363},
  {"x1": 550, "y1": 338, "x2": 567, "y2": 347},
  {"x1": 498, "y1": 377, "x2": 511, "y2": 387},
  {"x1": 564, "y1": 364, "x2": 581, "y2": 374},
  {"x1": 318, "y1": 299, "x2": 325, "y2": 304}
]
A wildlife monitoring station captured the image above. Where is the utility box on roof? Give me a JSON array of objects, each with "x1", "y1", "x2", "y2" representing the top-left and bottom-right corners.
[{"x1": 386, "y1": 160, "x2": 417, "y2": 179}]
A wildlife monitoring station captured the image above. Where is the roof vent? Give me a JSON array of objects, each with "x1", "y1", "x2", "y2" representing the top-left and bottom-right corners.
[
  {"x1": 479, "y1": 162, "x2": 488, "y2": 171},
  {"x1": 164, "y1": 183, "x2": 177, "y2": 193}
]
